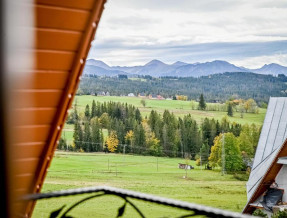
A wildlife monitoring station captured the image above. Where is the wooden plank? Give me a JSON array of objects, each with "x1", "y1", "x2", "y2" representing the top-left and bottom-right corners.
[
  {"x1": 36, "y1": 29, "x2": 82, "y2": 51},
  {"x1": 36, "y1": 0, "x2": 95, "y2": 10},
  {"x1": 13, "y1": 90, "x2": 63, "y2": 108},
  {"x1": 13, "y1": 108, "x2": 57, "y2": 126},
  {"x1": 14, "y1": 158, "x2": 40, "y2": 175},
  {"x1": 36, "y1": 50, "x2": 76, "y2": 71},
  {"x1": 14, "y1": 174, "x2": 35, "y2": 190},
  {"x1": 14, "y1": 125, "x2": 51, "y2": 144},
  {"x1": 17, "y1": 71, "x2": 69, "y2": 89},
  {"x1": 14, "y1": 142, "x2": 46, "y2": 159},
  {"x1": 36, "y1": 5, "x2": 90, "y2": 31}
]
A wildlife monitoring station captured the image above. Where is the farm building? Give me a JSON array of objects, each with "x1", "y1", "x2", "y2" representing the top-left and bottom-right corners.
[
  {"x1": 128, "y1": 93, "x2": 135, "y2": 97},
  {"x1": 243, "y1": 97, "x2": 287, "y2": 215},
  {"x1": 138, "y1": 93, "x2": 146, "y2": 98},
  {"x1": 149, "y1": 94, "x2": 158, "y2": 99}
]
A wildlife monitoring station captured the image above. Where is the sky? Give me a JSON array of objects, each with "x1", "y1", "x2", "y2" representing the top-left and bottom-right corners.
[{"x1": 88, "y1": 0, "x2": 287, "y2": 68}]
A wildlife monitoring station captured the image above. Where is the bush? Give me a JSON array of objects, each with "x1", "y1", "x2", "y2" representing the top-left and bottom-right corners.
[
  {"x1": 272, "y1": 210, "x2": 287, "y2": 218},
  {"x1": 252, "y1": 209, "x2": 268, "y2": 217},
  {"x1": 233, "y1": 173, "x2": 249, "y2": 181}
]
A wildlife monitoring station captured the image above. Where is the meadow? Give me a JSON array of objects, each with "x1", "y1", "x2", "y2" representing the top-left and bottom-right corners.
[
  {"x1": 73, "y1": 95, "x2": 266, "y2": 126},
  {"x1": 33, "y1": 152, "x2": 247, "y2": 217}
]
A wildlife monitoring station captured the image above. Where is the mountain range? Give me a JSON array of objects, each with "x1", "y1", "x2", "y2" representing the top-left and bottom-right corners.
[{"x1": 84, "y1": 59, "x2": 287, "y2": 77}]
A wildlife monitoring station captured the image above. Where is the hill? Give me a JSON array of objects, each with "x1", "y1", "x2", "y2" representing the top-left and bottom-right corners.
[
  {"x1": 83, "y1": 59, "x2": 287, "y2": 77},
  {"x1": 79, "y1": 72, "x2": 287, "y2": 103}
]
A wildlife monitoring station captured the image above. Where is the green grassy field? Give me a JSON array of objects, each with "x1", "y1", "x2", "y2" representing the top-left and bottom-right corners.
[
  {"x1": 73, "y1": 95, "x2": 266, "y2": 126},
  {"x1": 33, "y1": 152, "x2": 247, "y2": 217}
]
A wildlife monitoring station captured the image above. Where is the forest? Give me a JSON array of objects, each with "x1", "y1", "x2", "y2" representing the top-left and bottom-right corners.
[
  {"x1": 59, "y1": 100, "x2": 262, "y2": 171},
  {"x1": 78, "y1": 72, "x2": 287, "y2": 103}
]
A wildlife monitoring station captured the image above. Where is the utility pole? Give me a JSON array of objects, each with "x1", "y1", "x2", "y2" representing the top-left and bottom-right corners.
[{"x1": 221, "y1": 132, "x2": 226, "y2": 175}]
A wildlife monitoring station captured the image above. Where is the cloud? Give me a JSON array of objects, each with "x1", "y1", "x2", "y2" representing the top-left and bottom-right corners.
[{"x1": 90, "y1": 0, "x2": 287, "y2": 67}]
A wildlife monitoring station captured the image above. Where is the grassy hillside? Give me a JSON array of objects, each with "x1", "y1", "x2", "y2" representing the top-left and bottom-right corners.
[
  {"x1": 73, "y1": 95, "x2": 266, "y2": 126},
  {"x1": 33, "y1": 152, "x2": 247, "y2": 217}
]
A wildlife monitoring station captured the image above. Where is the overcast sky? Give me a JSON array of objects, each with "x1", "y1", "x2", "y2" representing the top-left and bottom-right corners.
[{"x1": 88, "y1": 0, "x2": 287, "y2": 68}]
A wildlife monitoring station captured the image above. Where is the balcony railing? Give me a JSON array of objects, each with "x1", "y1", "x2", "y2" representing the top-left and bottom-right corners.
[{"x1": 23, "y1": 186, "x2": 254, "y2": 218}]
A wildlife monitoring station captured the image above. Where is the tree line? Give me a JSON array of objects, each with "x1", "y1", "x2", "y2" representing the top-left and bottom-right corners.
[
  {"x1": 58, "y1": 101, "x2": 261, "y2": 171},
  {"x1": 78, "y1": 72, "x2": 287, "y2": 103}
]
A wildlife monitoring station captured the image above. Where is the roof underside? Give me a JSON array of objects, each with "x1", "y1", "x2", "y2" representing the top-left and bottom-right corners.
[
  {"x1": 9, "y1": 0, "x2": 106, "y2": 217},
  {"x1": 244, "y1": 97, "x2": 287, "y2": 213}
]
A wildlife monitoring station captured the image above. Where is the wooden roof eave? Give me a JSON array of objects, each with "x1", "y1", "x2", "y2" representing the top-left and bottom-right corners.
[
  {"x1": 243, "y1": 138, "x2": 287, "y2": 214},
  {"x1": 23, "y1": 0, "x2": 106, "y2": 217}
]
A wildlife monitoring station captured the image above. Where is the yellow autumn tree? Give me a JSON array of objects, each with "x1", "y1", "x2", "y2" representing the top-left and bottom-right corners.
[
  {"x1": 106, "y1": 131, "x2": 119, "y2": 153},
  {"x1": 125, "y1": 130, "x2": 134, "y2": 147}
]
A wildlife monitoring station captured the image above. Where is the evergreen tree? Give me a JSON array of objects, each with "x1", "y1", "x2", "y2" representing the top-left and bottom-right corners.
[
  {"x1": 85, "y1": 104, "x2": 90, "y2": 119},
  {"x1": 198, "y1": 94, "x2": 206, "y2": 110},
  {"x1": 83, "y1": 122, "x2": 92, "y2": 152},
  {"x1": 134, "y1": 123, "x2": 146, "y2": 153},
  {"x1": 91, "y1": 117, "x2": 103, "y2": 152},
  {"x1": 58, "y1": 137, "x2": 67, "y2": 150},
  {"x1": 227, "y1": 103, "x2": 233, "y2": 117},
  {"x1": 91, "y1": 100, "x2": 97, "y2": 118},
  {"x1": 73, "y1": 121, "x2": 83, "y2": 150}
]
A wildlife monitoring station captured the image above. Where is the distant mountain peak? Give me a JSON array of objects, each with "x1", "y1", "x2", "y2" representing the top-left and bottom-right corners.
[
  {"x1": 172, "y1": 61, "x2": 188, "y2": 66},
  {"x1": 86, "y1": 59, "x2": 110, "y2": 69},
  {"x1": 83, "y1": 59, "x2": 287, "y2": 77},
  {"x1": 145, "y1": 59, "x2": 166, "y2": 66}
]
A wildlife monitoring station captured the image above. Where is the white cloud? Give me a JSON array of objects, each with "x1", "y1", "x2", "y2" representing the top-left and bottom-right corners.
[{"x1": 89, "y1": 0, "x2": 287, "y2": 67}]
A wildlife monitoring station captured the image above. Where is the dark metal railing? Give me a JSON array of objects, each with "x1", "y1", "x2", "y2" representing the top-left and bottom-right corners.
[{"x1": 23, "y1": 186, "x2": 254, "y2": 218}]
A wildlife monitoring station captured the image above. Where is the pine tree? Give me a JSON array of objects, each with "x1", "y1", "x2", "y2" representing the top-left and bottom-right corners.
[
  {"x1": 91, "y1": 100, "x2": 97, "y2": 118},
  {"x1": 85, "y1": 104, "x2": 90, "y2": 119},
  {"x1": 227, "y1": 103, "x2": 233, "y2": 117},
  {"x1": 91, "y1": 117, "x2": 102, "y2": 151},
  {"x1": 73, "y1": 121, "x2": 83, "y2": 150},
  {"x1": 83, "y1": 122, "x2": 92, "y2": 152},
  {"x1": 198, "y1": 94, "x2": 206, "y2": 110}
]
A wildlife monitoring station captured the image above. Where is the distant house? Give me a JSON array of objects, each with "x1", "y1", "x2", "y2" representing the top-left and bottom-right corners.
[
  {"x1": 157, "y1": 95, "x2": 165, "y2": 100},
  {"x1": 178, "y1": 163, "x2": 194, "y2": 170},
  {"x1": 138, "y1": 93, "x2": 146, "y2": 98},
  {"x1": 98, "y1": 91, "x2": 106, "y2": 96},
  {"x1": 243, "y1": 97, "x2": 287, "y2": 215},
  {"x1": 128, "y1": 93, "x2": 135, "y2": 97},
  {"x1": 149, "y1": 94, "x2": 157, "y2": 99}
]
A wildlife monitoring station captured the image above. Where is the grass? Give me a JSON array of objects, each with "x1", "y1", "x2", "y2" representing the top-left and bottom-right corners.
[
  {"x1": 73, "y1": 95, "x2": 266, "y2": 126},
  {"x1": 33, "y1": 152, "x2": 247, "y2": 217}
]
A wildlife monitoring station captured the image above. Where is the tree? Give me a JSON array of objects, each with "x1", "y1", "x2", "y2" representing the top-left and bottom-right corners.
[
  {"x1": 227, "y1": 103, "x2": 233, "y2": 117},
  {"x1": 85, "y1": 104, "x2": 90, "y2": 119},
  {"x1": 83, "y1": 122, "x2": 92, "y2": 152},
  {"x1": 91, "y1": 100, "x2": 97, "y2": 118},
  {"x1": 125, "y1": 130, "x2": 135, "y2": 151},
  {"x1": 58, "y1": 137, "x2": 67, "y2": 150},
  {"x1": 142, "y1": 120, "x2": 162, "y2": 156},
  {"x1": 91, "y1": 117, "x2": 103, "y2": 152},
  {"x1": 73, "y1": 121, "x2": 83, "y2": 150},
  {"x1": 106, "y1": 131, "x2": 119, "y2": 153},
  {"x1": 198, "y1": 94, "x2": 206, "y2": 110},
  {"x1": 209, "y1": 133, "x2": 242, "y2": 172},
  {"x1": 196, "y1": 141, "x2": 209, "y2": 168},
  {"x1": 99, "y1": 113, "x2": 110, "y2": 128},
  {"x1": 140, "y1": 99, "x2": 146, "y2": 107}
]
